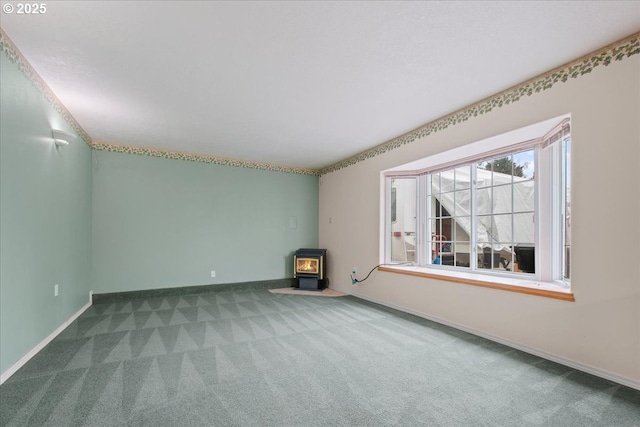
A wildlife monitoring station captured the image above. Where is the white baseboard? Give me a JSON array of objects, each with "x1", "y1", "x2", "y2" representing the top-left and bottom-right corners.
[
  {"x1": 0, "y1": 295, "x2": 93, "y2": 385},
  {"x1": 352, "y1": 291, "x2": 640, "y2": 391}
]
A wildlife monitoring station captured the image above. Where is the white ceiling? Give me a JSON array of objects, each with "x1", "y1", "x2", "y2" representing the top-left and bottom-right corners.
[{"x1": 2, "y1": 1, "x2": 639, "y2": 170}]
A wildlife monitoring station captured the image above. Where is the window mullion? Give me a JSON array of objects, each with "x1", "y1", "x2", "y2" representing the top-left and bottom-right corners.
[
  {"x1": 470, "y1": 165, "x2": 478, "y2": 270},
  {"x1": 423, "y1": 174, "x2": 431, "y2": 266},
  {"x1": 534, "y1": 146, "x2": 543, "y2": 280},
  {"x1": 559, "y1": 145, "x2": 565, "y2": 280},
  {"x1": 551, "y1": 142, "x2": 561, "y2": 280},
  {"x1": 384, "y1": 177, "x2": 393, "y2": 264},
  {"x1": 562, "y1": 136, "x2": 571, "y2": 282}
]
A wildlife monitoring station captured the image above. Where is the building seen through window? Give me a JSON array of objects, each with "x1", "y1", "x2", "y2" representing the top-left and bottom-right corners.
[{"x1": 385, "y1": 116, "x2": 571, "y2": 287}]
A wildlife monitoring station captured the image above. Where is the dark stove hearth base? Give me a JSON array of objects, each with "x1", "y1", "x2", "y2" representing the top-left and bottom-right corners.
[{"x1": 298, "y1": 277, "x2": 323, "y2": 291}]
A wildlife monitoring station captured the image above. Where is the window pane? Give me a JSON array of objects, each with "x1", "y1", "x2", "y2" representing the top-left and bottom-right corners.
[
  {"x1": 514, "y1": 245, "x2": 535, "y2": 274},
  {"x1": 431, "y1": 173, "x2": 440, "y2": 196},
  {"x1": 476, "y1": 215, "x2": 492, "y2": 243},
  {"x1": 453, "y1": 219, "x2": 471, "y2": 244},
  {"x1": 428, "y1": 217, "x2": 437, "y2": 231},
  {"x1": 390, "y1": 178, "x2": 416, "y2": 263},
  {"x1": 513, "y1": 149, "x2": 535, "y2": 180},
  {"x1": 455, "y1": 190, "x2": 470, "y2": 216},
  {"x1": 488, "y1": 155, "x2": 513, "y2": 177},
  {"x1": 453, "y1": 215, "x2": 471, "y2": 269},
  {"x1": 479, "y1": 246, "x2": 504, "y2": 270},
  {"x1": 431, "y1": 233, "x2": 447, "y2": 265},
  {"x1": 391, "y1": 187, "x2": 397, "y2": 222},
  {"x1": 500, "y1": 246, "x2": 517, "y2": 272},
  {"x1": 440, "y1": 239, "x2": 454, "y2": 266},
  {"x1": 454, "y1": 220, "x2": 471, "y2": 266},
  {"x1": 440, "y1": 217, "x2": 452, "y2": 241},
  {"x1": 492, "y1": 184, "x2": 513, "y2": 214},
  {"x1": 492, "y1": 168, "x2": 513, "y2": 188},
  {"x1": 493, "y1": 214, "x2": 513, "y2": 243},
  {"x1": 512, "y1": 182, "x2": 534, "y2": 213},
  {"x1": 453, "y1": 243, "x2": 471, "y2": 268},
  {"x1": 564, "y1": 138, "x2": 571, "y2": 280},
  {"x1": 513, "y1": 212, "x2": 534, "y2": 244},
  {"x1": 476, "y1": 162, "x2": 492, "y2": 188},
  {"x1": 455, "y1": 166, "x2": 471, "y2": 190},
  {"x1": 440, "y1": 169, "x2": 455, "y2": 193},
  {"x1": 433, "y1": 197, "x2": 443, "y2": 219},
  {"x1": 437, "y1": 192, "x2": 452, "y2": 218},
  {"x1": 441, "y1": 240, "x2": 469, "y2": 267},
  {"x1": 476, "y1": 188, "x2": 492, "y2": 215}
]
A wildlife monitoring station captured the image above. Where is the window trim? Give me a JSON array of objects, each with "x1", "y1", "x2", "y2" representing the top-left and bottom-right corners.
[
  {"x1": 377, "y1": 265, "x2": 574, "y2": 301},
  {"x1": 381, "y1": 114, "x2": 571, "y2": 296}
]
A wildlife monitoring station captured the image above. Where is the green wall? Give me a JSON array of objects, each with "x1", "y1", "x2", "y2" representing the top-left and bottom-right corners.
[
  {"x1": 91, "y1": 150, "x2": 319, "y2": 293},
  {"x1": 1, "y1": 49, "x2": 318, "y2": 378},
  {"x1": 0, "y1": 54, "x2": 93, "y2": 374}
]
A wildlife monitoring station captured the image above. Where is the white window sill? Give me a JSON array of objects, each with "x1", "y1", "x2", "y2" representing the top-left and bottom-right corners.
[{"x1": 378, "y1": 264, "x2": 574, "y2": 302}]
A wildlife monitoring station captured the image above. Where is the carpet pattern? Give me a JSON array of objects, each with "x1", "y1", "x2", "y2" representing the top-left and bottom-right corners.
[
  {"x1": 1, "y1": 287, "x2": 639, "y2": 426},
  {"x1": 268, "y1": 287, "x2": 346, "y2": 297}
]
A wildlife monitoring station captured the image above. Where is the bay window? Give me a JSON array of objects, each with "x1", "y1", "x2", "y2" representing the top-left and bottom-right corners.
[{"x1": 383, "y1": 115, "x2": 571, "y2": 291}]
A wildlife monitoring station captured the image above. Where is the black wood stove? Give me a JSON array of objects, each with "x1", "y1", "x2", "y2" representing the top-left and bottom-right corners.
[{"x1": 294, "y1": 248, "x2": 327, "y2": 290}]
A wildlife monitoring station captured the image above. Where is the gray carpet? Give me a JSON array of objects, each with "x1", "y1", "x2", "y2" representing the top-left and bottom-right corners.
[{"x1": 1, "y1": 286, "x2": 639, "y2": 426}]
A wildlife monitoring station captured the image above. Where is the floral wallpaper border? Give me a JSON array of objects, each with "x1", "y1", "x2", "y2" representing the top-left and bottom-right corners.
[
  {"x1": 319, "y1": 31, "x2": 640, "y2": 175},
  {"x1": 0, "y1": 28, "x2": 93, "y2": 146},
  {"x1": 91, "y1": 141, "x2": 320, "y2": 176},
  {"x1": 2, "y1": 27, "x2": 638, "y2": 177},
  {"x1": 0, "y1": 29, "x2": 319, "y2": 176}
]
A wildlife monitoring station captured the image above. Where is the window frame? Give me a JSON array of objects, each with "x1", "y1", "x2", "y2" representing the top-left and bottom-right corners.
[{"x1": 381, "y1": 115, "x2": 571, "y2": 292}]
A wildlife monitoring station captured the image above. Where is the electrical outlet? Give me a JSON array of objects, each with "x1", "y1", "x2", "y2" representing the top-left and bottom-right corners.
[
  {"x1": 211, "y1": 270, "x2": 216, "y2": 278},
  {"x1": 54, "y1": 284, "x2": 59, "y2": 297}
]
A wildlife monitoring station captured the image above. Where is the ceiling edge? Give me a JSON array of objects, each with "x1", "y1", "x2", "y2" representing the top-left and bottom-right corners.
[
  {"x1": 92, "y1": 141, "x2": 321, "y2": 176},
  {"x1": 0, "y1": 27, "x2": 93, "y2": 147},
  {"x1": 2, "y1": 25, "x2": 638, "y2": 177},
  {"x1": 1, "y1": 26, "x2": 319, "y2": 176},
  {"x1": 319, "y1": 31, "x2": 640, "y2": 176}
]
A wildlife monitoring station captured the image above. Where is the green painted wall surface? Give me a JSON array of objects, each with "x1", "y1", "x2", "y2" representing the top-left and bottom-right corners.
[
  {"x1": 0, "y1": 54, "x2": 93, "y2": 374},
  {"x1": 91, "y1": 150, "x2": 318, "y2": 293}
]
